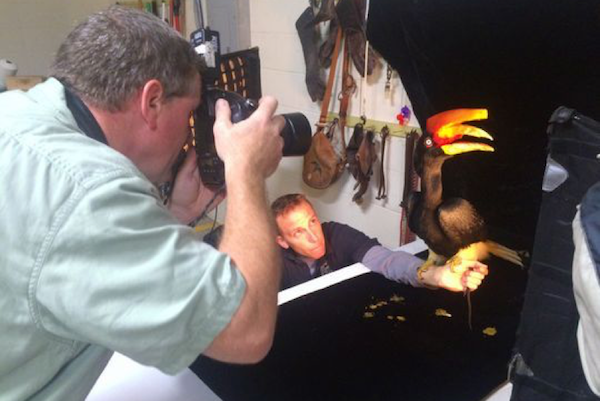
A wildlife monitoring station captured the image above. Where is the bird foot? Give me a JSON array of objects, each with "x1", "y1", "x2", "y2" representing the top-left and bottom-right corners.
[{"x1": 447, "y1": 255, "x2": 463, "y2": 273}]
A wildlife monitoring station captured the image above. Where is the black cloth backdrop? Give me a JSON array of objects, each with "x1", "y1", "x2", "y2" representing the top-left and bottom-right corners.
[
  {"x1": 367, "y1": 0, "x2": 600, "y2": 250},
  {"x1": 367, "y1": 1, "x2": 600, "y2": 399},
  {"x1": 191, "y1": 258, "x2": 528, "y2": 401},
  {"x1": 508, "y1": 108, "x2": 600, "y2": 400}
]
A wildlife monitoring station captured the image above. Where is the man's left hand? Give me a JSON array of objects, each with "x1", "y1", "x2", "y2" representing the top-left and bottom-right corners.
[
  {"x1": 168, "y1": 148, "x2": 226, "y2": 225},
  {"x1": 425, "y1": 258, "x2": 489, "y2": 292}
]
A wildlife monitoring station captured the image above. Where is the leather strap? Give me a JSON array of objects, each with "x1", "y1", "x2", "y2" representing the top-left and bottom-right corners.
[
  {"x1": 400, "y1": 130, "x2": 420, "y2": 245},
  {"x1": 318, "y1": 27, "x2": 343, "y2": 126},
  {"x1": 376, "y1": 125, "x2": 389, "y2": 200},
  {"x1": 401, "y1": 130, "x2": 420, "y2": 209},
  {"x1": 337, "y1": 37, "x2": 355, "y2": 150}
]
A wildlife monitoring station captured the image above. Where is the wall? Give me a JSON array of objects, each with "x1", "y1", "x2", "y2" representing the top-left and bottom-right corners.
[
  {"x1": 0, "y1": 0, "x2": 115, "y2": 76},
  {"x1": 249, "y1": 0, "x2": 419, "y2": 248},
  {"x1": 0, "y1": 0, "x2": 204, "y2": 76},
  {"x1": 0, "y1": 0, "x2": 420, "y2": 249}
]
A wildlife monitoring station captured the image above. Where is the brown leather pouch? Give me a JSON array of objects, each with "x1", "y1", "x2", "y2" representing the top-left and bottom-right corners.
[
  {"x1": 302, "y1": 26, "x2": 346, "y2": 190},
  {"x1": 303, "y1": 120, "x2": 346, "y2": 189}
]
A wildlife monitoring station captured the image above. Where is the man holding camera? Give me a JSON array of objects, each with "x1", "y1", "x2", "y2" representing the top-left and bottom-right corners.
[{"x1": 0, "y1": 6, "x2": 284, "y2": 401}]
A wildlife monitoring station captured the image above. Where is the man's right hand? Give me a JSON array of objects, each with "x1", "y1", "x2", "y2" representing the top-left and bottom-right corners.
[{"x1": 212, "y1": 97, "x2": 285, "y2": 180}]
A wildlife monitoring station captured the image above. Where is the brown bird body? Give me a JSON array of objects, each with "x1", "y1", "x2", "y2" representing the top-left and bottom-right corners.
[{"x1": 407, "y1": 109, "x2": 523, "y2": 269}]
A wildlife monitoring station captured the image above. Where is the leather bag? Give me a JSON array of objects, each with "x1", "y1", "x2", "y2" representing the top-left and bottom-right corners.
[
  {"x1": 346, "y1": 123, "x2": 376, "y2": 203},
  {"x1": 303, "y1": 119, "x2": 346, "y2": 189},
  {"x1": 303, "y1": 28, "x2": 347, "y2": 189}
]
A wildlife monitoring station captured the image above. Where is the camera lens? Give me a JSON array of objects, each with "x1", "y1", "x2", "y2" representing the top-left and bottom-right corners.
[{"x1": 280, "y1": 113, "x2": 312, "y2": 156}]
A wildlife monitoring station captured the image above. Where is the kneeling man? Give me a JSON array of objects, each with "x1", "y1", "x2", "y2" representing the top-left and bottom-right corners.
[{"x1": 272, "y1": 193, "x2": 488, "y2": 292}]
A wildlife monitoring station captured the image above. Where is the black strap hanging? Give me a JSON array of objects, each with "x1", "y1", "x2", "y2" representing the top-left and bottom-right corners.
[{"x1": 376, "y1": 126, "x2": 389, "y2": 200}]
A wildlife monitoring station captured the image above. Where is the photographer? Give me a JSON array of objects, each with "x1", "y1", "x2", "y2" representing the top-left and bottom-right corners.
[{"x1": 0, "y1": 6, "x2": 283, "y2": 401}]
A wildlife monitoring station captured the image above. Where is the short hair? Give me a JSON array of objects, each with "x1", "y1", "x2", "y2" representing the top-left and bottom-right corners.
[
  {"x1": 51, "y1": 6, "x2": 203, "y2": 112},
  {"x1": 271, "y1": 193, "x2": 313, "y2": 219}
]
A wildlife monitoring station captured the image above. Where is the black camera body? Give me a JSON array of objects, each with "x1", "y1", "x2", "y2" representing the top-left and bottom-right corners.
[
  {"x1": 190, "y1": 28, "x2": 312, "y2": 188},
  {"x1": 192, "y1": 87, "x2": 312, "y2": 188}
]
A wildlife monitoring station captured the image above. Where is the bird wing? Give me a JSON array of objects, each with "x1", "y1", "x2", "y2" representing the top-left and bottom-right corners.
[{"x1": 437, "y1": 197, "x2": 487, "y2": 247}]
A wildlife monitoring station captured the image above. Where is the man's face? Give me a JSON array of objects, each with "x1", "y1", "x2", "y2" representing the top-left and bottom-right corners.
[
  {"x1": 275, "y1": 200, "x2": 326, "y2": 260},
  {"x1": 153, "y1": 74, "x2": 201, "y2": 183}
]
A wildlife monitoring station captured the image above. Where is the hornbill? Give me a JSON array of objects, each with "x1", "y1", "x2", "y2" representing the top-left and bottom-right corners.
[{"x1": 407, "y1": 109, "x2": 523, "y2": 270}]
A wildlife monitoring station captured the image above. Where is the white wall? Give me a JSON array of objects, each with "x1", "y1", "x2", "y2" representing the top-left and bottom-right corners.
[
  {"x1": 0, "y1": 0, "x2": 115, "y2": 76},
  {"x1": 0, "y1": 0, "x2": 203, "y2": 76},
  {"x1": 250, "y1": 0, "x2": 419, "y2": 248}
]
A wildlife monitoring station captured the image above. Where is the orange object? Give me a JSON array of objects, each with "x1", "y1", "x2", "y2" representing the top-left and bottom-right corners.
[
  {"x1": 172, "y1": 0, "x2": 181, "y2": 32},
  {"x1": 426, "y1": 108, "x2": 491, "y2": 146}
]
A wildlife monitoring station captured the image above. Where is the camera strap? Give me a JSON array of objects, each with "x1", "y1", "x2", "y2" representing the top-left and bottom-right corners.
[{"x1": 64, "y1": 85, "x2": 108, "y2": 146}]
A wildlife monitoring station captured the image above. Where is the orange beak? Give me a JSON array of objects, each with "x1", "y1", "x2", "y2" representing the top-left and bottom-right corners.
[{"x1": 426, "y1": 108, "x2": 495, "y2": 155}]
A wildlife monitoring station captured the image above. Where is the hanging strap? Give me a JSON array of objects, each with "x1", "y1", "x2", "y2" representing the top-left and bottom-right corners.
[
  {"x1": 376, "y1": 125, "x2": 390, "y2": 200},
  {"x1": 337, "y1": 37, "x2": 355, "y2": 150},
  {"x1": 318, "y1": 27, "x2": 343, "y2": 126},
  {"x1": 401, "y1": 130, "x2": 420, "y2": 208},
  {"x1": 399, "y1": 129, "x2": 420, "y2": 245}
]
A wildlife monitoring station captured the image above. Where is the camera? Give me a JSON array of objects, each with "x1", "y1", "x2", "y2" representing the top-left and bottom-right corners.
[
  {"x1": 190, "y1": 27, "x2": 312, "y2": 188},
  {"x1": 192, "y1": 87, "x2": 312, "y2": 187}
]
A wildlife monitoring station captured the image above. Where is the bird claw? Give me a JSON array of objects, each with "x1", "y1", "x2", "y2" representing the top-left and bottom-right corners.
[{"x1": 448, "y1": 255, "x2": 463, "y2": 273}]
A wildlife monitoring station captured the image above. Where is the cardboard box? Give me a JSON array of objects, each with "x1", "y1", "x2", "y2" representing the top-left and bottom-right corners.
[{"x1": 6, "y1": 76, "x2": 45, "y2": 91}]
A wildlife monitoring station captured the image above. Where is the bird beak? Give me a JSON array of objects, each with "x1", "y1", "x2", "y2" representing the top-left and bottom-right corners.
[
  {"x1": 441, "y1": 141, "x2": 494, "y2": 156},
  {"x1": 426, "y1": 108, "x2": 495, "y2": 155}
]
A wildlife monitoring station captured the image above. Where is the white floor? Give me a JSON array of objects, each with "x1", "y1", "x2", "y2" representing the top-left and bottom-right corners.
[
  {"x1": 484, "y1": 382, "x2": 512, "y2": 401},
  {"x1": 87, "y1": 353, "x2": 220, "y2": 401},
  {"x1": 88, "y1": 352, "x2": 513, "y2": 401}
]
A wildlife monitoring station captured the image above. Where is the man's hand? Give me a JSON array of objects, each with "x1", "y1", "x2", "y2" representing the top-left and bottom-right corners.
[
  {"x1": 213, "y1": 97, "x2": 285, "y2": 181},
  {"x1": 421, "y1": 257, "x2": 489, "y2": 292},
  {"x1": 168, "y1": 148, "x2": 226, "y2": 225},
  {"x1": 203, "y1": 96, "x2": 285, "y2": 364}
]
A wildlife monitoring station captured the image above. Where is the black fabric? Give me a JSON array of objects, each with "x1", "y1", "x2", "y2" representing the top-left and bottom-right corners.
[
  {"x1": 335, "y1": 0, "x2": 375, "y2": 77},
  {"x1": 366, "y1": 0, "x2": 600, "y2": 248},
  {"x1": 190, "y1": 254, "x2": 528, "y2": 401},
  {"x1": 509, "y1": 107, "x2": 600, "y2": 401},
  {"x1": 581, "y1": 183, "x2": 600, "y2": 280},
  {"x1": 281, "y1": 222, "x2": 380, "y2": 289},
  {"x1": 296, "y1": 7, "x2": 326, "y2": 102},
  {"x1": 64, "y1": 86, "x2": 108, "y2": 145}
]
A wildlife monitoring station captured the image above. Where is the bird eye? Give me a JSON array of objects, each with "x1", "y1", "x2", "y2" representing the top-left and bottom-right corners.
[{"x1": 425, "y1": 138, "x2": 434, "y2": 148}]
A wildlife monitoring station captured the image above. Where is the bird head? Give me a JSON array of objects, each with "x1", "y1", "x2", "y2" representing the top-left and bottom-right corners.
[{"x1": 414, "y1": 108, "x2": 495, "y2": 175}]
